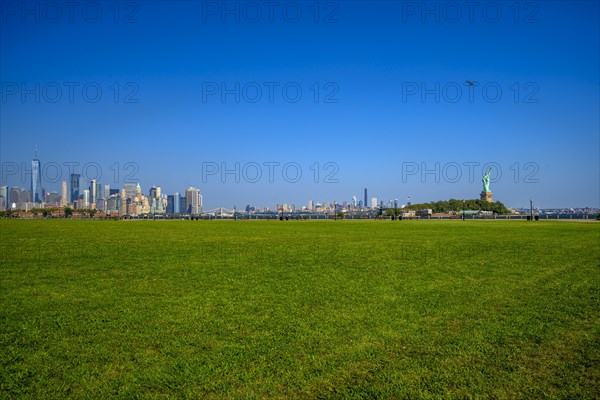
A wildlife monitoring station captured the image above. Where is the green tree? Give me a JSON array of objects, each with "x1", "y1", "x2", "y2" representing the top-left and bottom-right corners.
[{"x1": 404, "y1": 199, "x2": 509, "y2": 214}]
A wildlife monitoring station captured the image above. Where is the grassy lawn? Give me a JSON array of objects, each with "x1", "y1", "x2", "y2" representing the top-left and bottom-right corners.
[{"x1": 1, "y1": 220, "x2": 599, "y2": 398}]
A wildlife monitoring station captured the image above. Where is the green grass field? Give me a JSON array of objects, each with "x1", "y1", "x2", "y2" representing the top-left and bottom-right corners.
[{"x1": 1, "y1": 220, "x2": 599, "y2": 399}]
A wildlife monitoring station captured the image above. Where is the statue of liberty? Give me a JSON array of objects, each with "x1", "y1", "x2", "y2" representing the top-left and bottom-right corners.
[{"x1": 482, "y1": 166, "x2": 493, "y2": 193}]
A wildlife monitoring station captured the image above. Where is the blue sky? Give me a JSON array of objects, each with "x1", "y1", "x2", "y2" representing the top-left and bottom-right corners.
[{"x1": 1, "y1": 0, "x2": 598, "y2": 209}]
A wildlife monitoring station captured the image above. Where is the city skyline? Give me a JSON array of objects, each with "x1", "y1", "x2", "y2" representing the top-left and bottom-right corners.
[
  {"x1": 0, "y1": 146, "x2": 598, "y2": 213},
  {"x1": 1, "y1": 2, "x2": 598, "y2": 209}
]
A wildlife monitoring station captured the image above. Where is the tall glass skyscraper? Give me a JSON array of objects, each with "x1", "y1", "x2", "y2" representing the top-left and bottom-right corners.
[
  {"x1": 166, "y1": 195, "x2": 175, "y2": 214},
  {"x1": 90, "y1": 179, "x2": 97, "y2": 204},
  {"x1": 179, "y1": 195, "x2": 186, "y2": 215},
  {"x1": 70, "y1": 173, "x2": 80, "y2": 203},
  {"x1": 31, "y1": 148, "x2": 43, "y2": 203},
  {"x1": 173, "y1": 192, "x2": 180, "y2": 214}
]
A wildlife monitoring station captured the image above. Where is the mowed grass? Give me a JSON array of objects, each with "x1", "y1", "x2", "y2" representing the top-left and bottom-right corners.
[{"x1": 1, "y1": 220, "x2": 599, "y2": 399}]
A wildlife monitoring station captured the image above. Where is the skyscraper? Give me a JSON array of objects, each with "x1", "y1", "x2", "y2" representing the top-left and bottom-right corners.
[
  {"x1": 46, "y1": 192, "x2": 60, "y2": 206},
  {"x1": 364, "y1": 188, "x2": 368, "y2": 210},
  {"x1": 70, "y1": 173, "x2": 80, "y2": 203},
  {"x1": 0, "y1": 185, "x2": 7, "y2": 210},
  {"x1": 9, "y1": 187, "x2": 21, "y2": 209},
  {"x1": 122, "y1": 183, "x2": 137, "y2": 200},
  {"x1": 21, "y1": 189, "x2": 31, "y2": 204},
  {"x1": 186, "y1": 187, "x2": 201, "y2": 215},
  {"x1": 61, "y1": 181, "x2": 67, "y2": 207},
  {"x1": 90, "y1": 179, "x2": 97, "y2": 204},
  {"x1": 149, "y1": 186, "x2": 161, "y2": 200},
  {"x1": 166, "y1": 195, "x2": 175, "y2": 214},
  {"x1": 31, "y1": 147, "x2": 43, "y2": 203},
  {"x1": 173, "y1": 192, "x2": 180, "y2": 214},
  {"x1": 179, "y1": 194, "x2": 186, "y2": 215},
  {"x1": 150, "y1": 187, "x2": 164, "y2": 213},
  {"x1": 120, "y1": 188, "x2": 128, "y2": 214},
  {"x1": 83, "y1": 189, "x2": 90, "y2": 207}
]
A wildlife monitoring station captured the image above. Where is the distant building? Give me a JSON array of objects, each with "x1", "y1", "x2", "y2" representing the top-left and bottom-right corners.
[
  {"x1": 126, "y1": 182, "x2": 151, "y2": 214},
  {"x1": 61, "y1": 181, "x2": 67, "y2": 207},
  {"x1": 22, "y1": 189, "x2": 32, "y2": 204},
  {"x1": 371, "y1": 197, "x2": 378, "y2": 209},
  {"x1": 90, "y1": 179, "x2": 98, "y2": 205},
  {"x1": 174, "y1": 192, "x2": 180, "y2": 214},
  {"x1": 31, "y1": 148, "x2": 43, "y2": 203},
  {"x1": 120, "y1": 188, "x2": 128, "y2": 214},
  {"x1": 308, "y1": 199, "x2": 314, "y2": 210},
  {"x1": 9, "y1": 187, "x2": 20, "y2": 209},
  {"x1": 364, "y1": 188, "x2": 368, "y2": 209},
  {"x1": 70, "y1": 173, "x2": 80, "y2": 203},
  {"x1": 148, "y1": 186, "x2": 164, "y2": 213},
  {"x1": 186, "y1": 187, "x2": 201, "y2": 214},
  {"x1": 46, "y1": 192, "x2": 60, "y2": 207},
  {"x1": 179, "y1": 194, "x2": 186, "y2": 215},
  {"x1": 401, "y1": 210, "x2": 416, "y2": 218},
  {"x1": 83, "y1": 189, "x2": 90, "y2": 207},
  {"x1": 122, "y1": 183, "x2": 137, "y2": 200},
  {"x1": 74, "y1": 198, "x2": 85, "y2": 209},
  {"x1": 0, "y1": 185, "x2": 7, "y2": 210},
  {"x1": 416, "y1": 209, "x2": 433, "y2": 217},
  {"x1": 106, "y1": 195, "x2": 119, "y2": 212},
  {"x1": 96, "y1": 198, "x2": 106, "y2": 211},
  {"x1": 166, "y1": 195, "x2": 175, "y2": 214}
]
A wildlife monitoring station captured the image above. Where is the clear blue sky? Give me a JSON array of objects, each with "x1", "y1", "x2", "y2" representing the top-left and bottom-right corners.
[{"x1": 1, "y1": 1, "x2": 598, "y2": 209}]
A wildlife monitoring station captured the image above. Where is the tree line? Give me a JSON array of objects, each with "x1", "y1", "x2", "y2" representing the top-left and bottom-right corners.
[{"x1": 403, "y1": 199, "x2": 510, "y2": 214}]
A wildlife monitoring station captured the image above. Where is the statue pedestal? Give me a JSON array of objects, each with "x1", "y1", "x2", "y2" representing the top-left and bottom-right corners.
[{"x1": 481, "y1": 191, "x2": 493, "y2": 202}]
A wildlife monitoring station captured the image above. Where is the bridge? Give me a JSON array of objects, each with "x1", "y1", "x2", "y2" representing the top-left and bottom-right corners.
[{"x1": 202, "y1": 207, "x2": 235, "y2": 217}]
